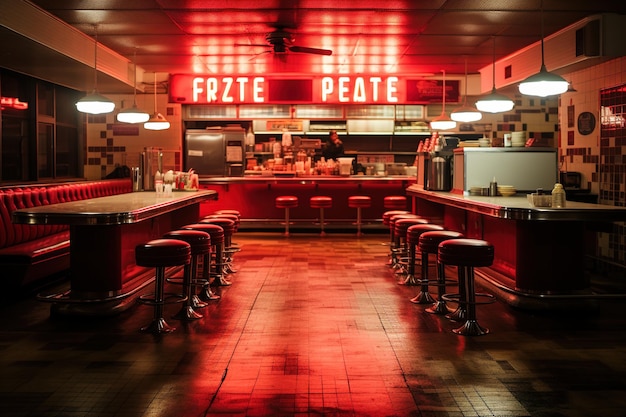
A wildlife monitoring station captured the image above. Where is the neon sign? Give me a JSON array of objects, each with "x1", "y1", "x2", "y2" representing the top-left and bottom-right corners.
[
  {"x1": 169, "y1": 74, "x2": 457, "y2": 105},
  {"x1": 0, "y1": 96, "x2": 28, "y2": 110}
]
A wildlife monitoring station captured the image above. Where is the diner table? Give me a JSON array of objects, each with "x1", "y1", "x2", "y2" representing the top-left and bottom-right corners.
[
  {"x1": 12, "y1": 189, "x2": 217, "y2": 316},
  {"x1": 406, "y1": 185, "x2": 626, "y2": 310}
]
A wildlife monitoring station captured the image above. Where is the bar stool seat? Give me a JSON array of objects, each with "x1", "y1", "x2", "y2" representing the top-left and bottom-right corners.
[
  {"x1": 417, "y1": 230, "x2": 464, "y2": 315},
  {"x1": 348, "y1": 195, "x2": 371, "y2": 236},
  {"x1": 387, "y1": 213, "x2": 422, "y2": 268},
  {"x1": 384, "y1": 195, "x2": 407, "y2": 210},
  {"x1": 310, "y1": 196, "x2": 332, "y2": 235},
  {"x1": 276, "y1": 196, "x2": 298, "y2": 236},
  {"x1": 439, "y1": 239, "x2": 495, "y2": 336},
  {"x1": 405, "y1": 224, "x2": 443, "y2": 292},
  {"x1": 162, "y1": 229, "x2": 211, "y2": 320},
  {"x1": 212, "y1": 210, "x2": 242, "y2": 248},
  {"x1": 198, "y1": 218, "x2": 236, "y2": 284},
  {"x1": 181, "y1": 223, "x2": 227, "y2": 295},
  {"x1": 136, "y1": 238, "x2": 191, "y2": 334},
  {"x1": 393, "y1": 218, "x2": 430, "y2": 283}
]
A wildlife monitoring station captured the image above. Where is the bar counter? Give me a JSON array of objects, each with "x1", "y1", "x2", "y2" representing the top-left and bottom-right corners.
[
  {"x1": 199, "y1": 175, "x2": 416, "y2": 228},
  {"x1": 12, "y1": 190, "x2": 217, "y2": 316},
  {"x1": 406, "y1": 185, "x2": 626, "y2": 310}
]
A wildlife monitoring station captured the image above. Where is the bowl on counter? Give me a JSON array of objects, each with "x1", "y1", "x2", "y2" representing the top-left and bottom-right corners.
[{"x1": 527, "y1": 193, "x2": 552, "y2": 207}]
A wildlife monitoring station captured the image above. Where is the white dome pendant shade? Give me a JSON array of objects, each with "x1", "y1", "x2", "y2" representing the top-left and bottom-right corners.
[
  {"x1": 117, "y1": 49, "x2": 150, "y2": 123},
  {"x1": 76, "y1": 25, "x2": 115, "y2": 115},
  {"x1": 475, "y1": 36, "x2": 514, "y2": 114},
  {"x1": 430, "y1": 70, "x2": 457, "y2": 131},
  {"x1": 451, "y1": 58, "x2": 482, "y2": 123},
  {"x1": 518, "y1": 0, "x2": 568, "y2": 97},
  {"x1": 144, "y1": 72, "x2": 170, "y2": 131}
]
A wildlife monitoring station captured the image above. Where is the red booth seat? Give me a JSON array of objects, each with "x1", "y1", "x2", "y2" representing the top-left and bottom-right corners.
[{"x1": 0, "y1": 179, "x2": 132, "y2": 293}]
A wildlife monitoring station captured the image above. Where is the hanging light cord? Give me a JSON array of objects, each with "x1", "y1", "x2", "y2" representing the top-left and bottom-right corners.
[
  {"x1": 153, "y1": 72, "x2": 157, "y2": 113},
  {"x1": 132, "y1": 49, "x2": 138, "y2": 104},
  {"x1": 92, "y1": 25, "x2": 99, "y2": 91},
  {"x1": 539, "y1": 0, "x2": 546, "y2": 68},
  {"x1": 441, "y1": 69, "x2": 446, "y2": 112},
  {"x1": 491, "y1": 36, "x2": 496, "y2": 90}
]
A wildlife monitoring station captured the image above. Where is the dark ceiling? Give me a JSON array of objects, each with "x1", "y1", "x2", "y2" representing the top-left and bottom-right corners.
[{"x1": 4, "y1": 0, "x2": 626, "y2": 94}]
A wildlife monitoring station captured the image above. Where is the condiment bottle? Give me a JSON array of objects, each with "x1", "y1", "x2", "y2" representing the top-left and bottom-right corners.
[
  {"x1": 489, "y1": 176, "x2": 498, "y2": 196},
  {"x1": 551, "y1": 183, "x2": 566, "y2": 208}
]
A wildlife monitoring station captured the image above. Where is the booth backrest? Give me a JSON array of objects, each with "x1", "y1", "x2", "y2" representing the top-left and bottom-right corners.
[{"x1": 0, "y1": 179, "x2": 132, "y2": 249}]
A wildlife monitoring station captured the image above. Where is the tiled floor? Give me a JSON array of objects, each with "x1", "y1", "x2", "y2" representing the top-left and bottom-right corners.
[{"x1": 2, "y1": 232, "x2": 626, "y2": 417}]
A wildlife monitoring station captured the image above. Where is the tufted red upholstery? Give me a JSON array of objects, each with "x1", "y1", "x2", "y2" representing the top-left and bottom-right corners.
[{"x1": 0, "y1": 179, "x2": 132, "y2": 290}]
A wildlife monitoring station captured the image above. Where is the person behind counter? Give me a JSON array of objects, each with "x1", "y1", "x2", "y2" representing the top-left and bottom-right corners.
[{"x1": 322, "y1": 130, "x2": 345, "y2": 160}]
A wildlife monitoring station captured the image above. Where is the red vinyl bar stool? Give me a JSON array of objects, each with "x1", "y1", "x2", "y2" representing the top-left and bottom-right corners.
[
  {"x1": 384, "y1": 195, "x2": 407, "y2": 210},
  {"x1": 212, "y1": 210, "x2": 242, "y2": 248},
  {"x1": 393, "y1": 218, "x2": 430, "y2": 283},
  {"x1": 198, "y1": 218, "x2": 236, "y2": 283},
  {"x1": 404, "y1": 223, "x2": 443, "y2": 288},
  {"x1": 162, "y1": 229, "x2": 211, "y2": 321},
  {"x1": 275, "y1": 196, "x2": 298, "y2": 236},
  {"x1": 135, "y1": 238, "x2": 191, "y2": 334},
  {"x1": 203, "y1": 213, "x2": 241, "y2": 256},
  {"x1": 388, "y1": 213, "x2": 422, "y2": 269},
  {"x1": 383, "y1": 210, "x2": 410, "y2": 246},
  {"x1": 417, "y1": 230, "x2": 464, "y2": 314},
  {"x1": 439, "y1": 239, "x2": 496, "y2": 336},
  {"x1": 310, "y1": 196, "x2": 332, "y2": 235},
  {"x1": 181, "y1": 223, "x2": 228, "y2": 295},
  {"x1": 348, "y1": 195, "x2": 372, "y2": 236}
]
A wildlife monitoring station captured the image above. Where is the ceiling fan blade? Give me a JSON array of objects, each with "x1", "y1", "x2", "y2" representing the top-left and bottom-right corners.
[
  {"x1": 288, "y1": 45, "x2": 332, "y2": 56},
  {"x1": 235, "y1": 43, "x2": 270, "y2": 48}
]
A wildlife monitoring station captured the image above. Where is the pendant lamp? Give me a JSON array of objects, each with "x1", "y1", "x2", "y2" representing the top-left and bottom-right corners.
[
  {"x1": 76, "y1": 25, "x2": 115, "y2": 115},
  {"x1": 475, "y1": 36, "x2": 515, "y2": 113},
  {"x1": 430, "y1": 70, "x2": 457, "y2": 131},
  {"x1": 518, "y1": 0, "x2": 568, "y2": 97},
  {"x1": 144, "y1": 72, "x2": 170, "y2": 131},
  {"x1": 451, "y1": 58, "x2": 482, "y2": 123},
  {"x1": 117, "y1": 49, "x2": 150, "y2": 123}
]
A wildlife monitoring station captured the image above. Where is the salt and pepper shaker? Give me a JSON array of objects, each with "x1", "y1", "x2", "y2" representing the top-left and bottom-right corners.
[
  {"x1": 551, "y1": 183, "x2": 566, "y2": 207},
  {"x1": 489, "y1": 177, "x2": 498, "y2": 196}
]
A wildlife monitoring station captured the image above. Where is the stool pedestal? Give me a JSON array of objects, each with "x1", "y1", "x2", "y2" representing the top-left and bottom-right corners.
[
  {"x1": 310, "y1": 196, "x2": 332, "y2": 235},
  {"x1": 417, "y1": 230, "x2": 464, "y2": 315},
  {"x1": 276, "y1": 196, "x2": 298, "y2": 236},
  {"x1": 348, "y1": 196, "x2": 371, "y2": 236},
  {"x1": 439, "y1": 239, "x2": 495, "y2": 336},
  {"x1": 135, "y1": 239, "x2": 191, "y2": 334}
]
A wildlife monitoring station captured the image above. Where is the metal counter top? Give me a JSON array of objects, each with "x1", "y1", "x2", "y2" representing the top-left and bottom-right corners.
[
  {"x1": 12, "y1": 190, "x2": 217, "y2": 226},
  {"x1": 201, "y1": 175, "x2": 415, "y2": 184},
  {"x1": 406, "y1": 185, "x2": 626, "y2": 221}
]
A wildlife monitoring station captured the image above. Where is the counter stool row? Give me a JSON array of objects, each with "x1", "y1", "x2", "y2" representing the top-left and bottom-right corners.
[
  {"x1": 275, "y1": 194, "x2": 408, "y2": 236},
  {"x1": 389, "y1": 217, "x2": 496, "y2": 336},
  {"x1": 135, "y1": 209, "x2": 242, "y2": 335}
]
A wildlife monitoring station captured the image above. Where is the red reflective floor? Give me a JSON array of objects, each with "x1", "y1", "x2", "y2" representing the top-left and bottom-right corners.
[{"x1": 2, "y1": 232, "x2": 626, "y2": 417}]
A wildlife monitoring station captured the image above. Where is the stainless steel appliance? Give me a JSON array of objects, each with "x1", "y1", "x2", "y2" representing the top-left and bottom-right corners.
[{"x1": 185, "y1": 127, "x2": 245, "y2": 177}]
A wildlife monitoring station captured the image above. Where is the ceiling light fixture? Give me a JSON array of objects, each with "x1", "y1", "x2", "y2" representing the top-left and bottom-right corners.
[
  {"x1": 430, "y1": 70, "x2": 457, "y2": 131},
  {"x1": 451, "y1": 58, "x2": 482, "y2": 123},
  {"x1": 116, "y1": 49, "x2": 150, "y2": 123},
  {"x1": 518, "y1": 0, "x2": 569, "y2": 97},
  {"x1": 76, "y1": 25, "x2": 115, "y2": 115},
  {"x1": 144, "y1": 72, "x2": 170, "y2": 131},
  {"x1": 475, "y1": 36, "x2": 515, "y2": 113}
]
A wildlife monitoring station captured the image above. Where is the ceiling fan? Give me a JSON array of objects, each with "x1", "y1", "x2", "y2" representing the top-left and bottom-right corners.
[{"x1": 236, "y1": 26, "x2": 332, "y2": 56}]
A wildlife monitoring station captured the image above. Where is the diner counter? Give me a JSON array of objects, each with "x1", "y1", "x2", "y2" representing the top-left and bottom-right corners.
[
  {"x1": 406, "y1": 185, "x2": 625, "y2": 221},
  {"x1": 12, "y1": 190, "x2": 216, "y2": 226},
  {"x1": 406, "y1": 185, "x2": 626, "y2": 310},
  {"x1": 12, "y1": 190, "x2": 217, "y2": 316},
  {"x1": 199, "y1": 176, "x2": 415, "y2": 229}
]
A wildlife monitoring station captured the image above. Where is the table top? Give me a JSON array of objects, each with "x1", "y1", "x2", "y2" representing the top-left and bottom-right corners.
[
  {"x1": 406, "y1": 185, "x2": 626, "y2": 221},
  {"x1": 12, "y1": 190, "x2": 217, "y2": 226}
]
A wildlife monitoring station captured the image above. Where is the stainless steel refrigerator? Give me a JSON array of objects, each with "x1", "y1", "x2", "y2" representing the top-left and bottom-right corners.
[{"x1": 184, "y1": 127, "x2": 245, "y2": 177}]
